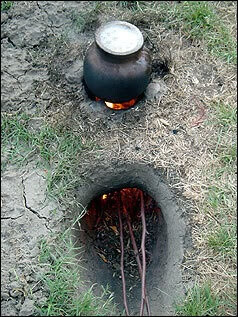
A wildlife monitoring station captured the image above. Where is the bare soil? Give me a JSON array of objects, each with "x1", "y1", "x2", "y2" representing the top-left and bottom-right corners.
[{"x1": 1, "y1": 164, "x2": 64, "y2": 316}]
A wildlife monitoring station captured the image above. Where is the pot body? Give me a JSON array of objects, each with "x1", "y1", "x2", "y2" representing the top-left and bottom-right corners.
[{"x1": 83, "y1": 42, "x2": 151, "y2": 103}]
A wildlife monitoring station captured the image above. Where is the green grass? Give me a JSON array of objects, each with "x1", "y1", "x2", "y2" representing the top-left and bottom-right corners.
[
  {"x1": 116, "y1": 1, "x2": 139, "y2": 11},
  {"x1": 212, "y1": 102, "x2": 237, "y2": 129},
  {"x1": 206, "y1": 179, "x2": 235, "y2": 214},
  {"x1": 195, "y1": 97, "x2": 237, "y2": 314},
  {"x1": 161, "y1": 1, "x2": 237, "y2": 63},
  {"x1": 171, "y1": 1, "x2": 216, "y2": 37},
  {"x1": 71, "y1": 2, "x2": 102, "y2": 32},
  {"x1": 172, "y1": 86, "x2": 236, "y2": 315},
  {"x1": 35, "y1": 233, "x2": 117, "y2": 316},
  {"x1": 116, "y1": 1, "x2": 236, "y2": 64},
  {"x1": 1, "y1": 1, "x2": 13, "y2": 11},
  {"x1": 163, "y1": 1, "x2": 237, "y2": 64},
  {"x1": 206, "y1": 101, "x2": 237, "y2": 212},
  {"x1": 175, "y1": 283, "x2": 222, "y2": 316},
  {"x1": 1, "y1": 113, "x2": 98, "y2": 201},
  {"x1": 219, "y1": 144, "x2": 237, "y2": 165},
  {"x1": 208, "y1": 223, "x2": 236, "y2": 257}
]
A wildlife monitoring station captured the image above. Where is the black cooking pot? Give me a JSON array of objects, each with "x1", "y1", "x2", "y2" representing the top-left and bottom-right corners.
[{"x1": 83, "y1": 21, "x2": 151, "y2": 103}]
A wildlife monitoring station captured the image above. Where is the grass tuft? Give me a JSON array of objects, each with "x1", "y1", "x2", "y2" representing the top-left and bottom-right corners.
[
  {"x1": 207, "y1": 185, "x2": 230, "y2": 210},
  {"x1": 116, "y1": 1, "x2": 140, "y2": 11},
  {"x1": 1, "y1": 1, "x2": 12, "y2": 11},
  {"x1": 71, "y1": 2, "x2": 102, "y2": 32},
  {"x1": 219, "y1": 144, "x2": 237, "y2": 165},
  {"x1": 1, "y1": 112, "x2": 97, "y2": 201},
  {"x1": 117, "y1": 1, "x2": 237, "y2": 64},
  {"x1": 212, "y1": 102, "x2": 237, "y2": 129},
  {"x1": 35, "y1": 234, "x2": 117, "y2": 316},
  {"x1": 162, "y1": 1, "x2": 237, "y2": 63},
  {"x1": 175, "y1": 1, "x2": 216, "y2": 37},
  {"x1": 207, "y1": 223, "x2": 236, "y2": 257},
  {"x1": 175, "y1": 283, "x2": 222, "y2": 316}
]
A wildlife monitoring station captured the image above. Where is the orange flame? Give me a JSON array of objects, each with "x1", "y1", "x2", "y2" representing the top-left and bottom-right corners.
[
  {"x1": 84, "y1": 187, "x2": 161, "y2": 230},
  {"x1": 95, "y1": 97, "x2": 137, "y2": 110}
]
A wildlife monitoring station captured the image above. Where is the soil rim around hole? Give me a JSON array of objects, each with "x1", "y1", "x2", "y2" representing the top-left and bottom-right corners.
[{"x1": 72, "y1": 163, "x2": 187, "y2": 316}]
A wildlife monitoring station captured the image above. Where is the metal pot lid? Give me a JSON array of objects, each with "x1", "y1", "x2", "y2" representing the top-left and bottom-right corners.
[{"x1": 95, "y1": 21, "x2": 144, "y2": 56}]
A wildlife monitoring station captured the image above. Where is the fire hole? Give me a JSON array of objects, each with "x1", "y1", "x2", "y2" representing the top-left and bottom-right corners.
[
  {"x1": 82, "y1": 78, "x2": 142, "y2": 110},
  {"x1": 84, "y1": 187, "x2": 161, "y2": 289},
  {"x1": 95, "y1": 96, "x2": 138, "y2": 110}
]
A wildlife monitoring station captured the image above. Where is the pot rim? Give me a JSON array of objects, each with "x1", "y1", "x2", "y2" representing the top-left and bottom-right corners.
[{"x1": 95, "y1": 20, "x2": 144, "y2": 56}]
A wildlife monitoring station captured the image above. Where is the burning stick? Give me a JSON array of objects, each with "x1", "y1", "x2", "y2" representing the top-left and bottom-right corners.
[
  {"x1": 140, "y1": 191, "x2": 147, "y2": 316},
  {"x1": 118, "y1": 205, "x2": 130, "y2": 316}
]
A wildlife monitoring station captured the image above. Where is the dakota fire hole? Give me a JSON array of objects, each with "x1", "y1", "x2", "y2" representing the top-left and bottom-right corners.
[
  {"x1": 74, "y1": 165, "x2": 185, "y2": 315},
  {"x1": 95, "y1": 96, "x2": 138, "y2": 110},
  {"x1": 82, "y1": 78, "x2": 143, "y2": 110},
  {"x1": 84, "y1": 187, "x2": 160, "y2": 305}
]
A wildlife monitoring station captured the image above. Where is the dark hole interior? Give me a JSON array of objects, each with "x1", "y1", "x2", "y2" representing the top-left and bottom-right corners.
[
  {"x1": 151, "y1": 58, "x2": 170, "y2": 77},
  {"x1": 82, "y1": 187, "x2": 161, "y2": 294}
]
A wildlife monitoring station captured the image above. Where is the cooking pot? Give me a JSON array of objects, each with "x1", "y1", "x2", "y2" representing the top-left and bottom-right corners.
[{"x1": 83, "y1": 21, "x2": 151, "y2": 103}]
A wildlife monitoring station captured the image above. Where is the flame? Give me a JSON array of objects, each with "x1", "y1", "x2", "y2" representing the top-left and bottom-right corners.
[
  {"x1": 95, "y1": 97, "x2": 137, "y2": 110},
  {"x1": 85, "y1": 187, "x2": 160, "y2": 230}
]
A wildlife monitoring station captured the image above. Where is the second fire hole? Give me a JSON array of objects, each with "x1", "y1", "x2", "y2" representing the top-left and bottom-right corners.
[{"x1": 85, "y1": 187, "x2": 161, "y2": 284}]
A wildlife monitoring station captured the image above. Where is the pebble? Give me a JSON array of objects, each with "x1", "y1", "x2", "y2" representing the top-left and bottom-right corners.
[
  {"x1": 145, "y1": 80, "x2": 168, "y2": 101},
  {"x1": 19, "y1": 299, "x2": 35, "y2": 316},
  {"x1": 1, "y1": 12, "x2": 8, "y2": 23},
  {"x1": 9, "y1": 289, "x2": 22, "y2": 298},
  {"x1": 65, "y1": 60, "x2": 83, "y2": 84},
  {"x1": 9, "y1": 281, "x2": 20, "y2": 289},
  {"x1": 1, "y1": 292, "x2": 9, "y2": 300}
]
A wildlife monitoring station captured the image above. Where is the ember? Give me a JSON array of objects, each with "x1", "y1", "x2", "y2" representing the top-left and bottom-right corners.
[
  {"x1": 95, "y1": 96, "x2": 138, "y2": 110},
  {"x1": 82, "y1": 78, "x2": 141, "y2": 110},
  {"x1": 84, "y1": 187, "x2": 160, "y2": 316}
]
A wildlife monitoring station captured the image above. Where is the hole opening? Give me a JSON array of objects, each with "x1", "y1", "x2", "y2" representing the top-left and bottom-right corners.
[
  {"x1": 82, "y1": 78, "x2": 144, "y2": 110},
  {"x1": 73, "y1": 164, "x2": 186, "y2": 315},
  {"x1": 78, "y1": 186, "x2": 164, "y2": 310}
]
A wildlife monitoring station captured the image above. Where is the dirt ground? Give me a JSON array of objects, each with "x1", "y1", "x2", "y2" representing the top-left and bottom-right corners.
[{"x1": 1, "y1": 1, "x2": 236, "y2": 316}]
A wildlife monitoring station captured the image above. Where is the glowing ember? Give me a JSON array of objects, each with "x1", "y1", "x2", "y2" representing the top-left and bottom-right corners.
[
  {"x1": 84, "y1": 188, "x2": 160, "y2": 230},
  {"x1": 95, "y1": 96, "x2": 137, "y2": 110}
]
